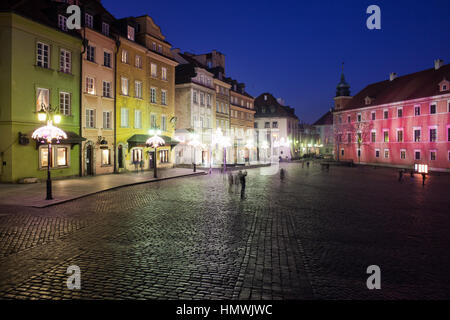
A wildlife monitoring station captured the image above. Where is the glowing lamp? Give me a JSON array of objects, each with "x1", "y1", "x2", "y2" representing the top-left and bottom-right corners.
[
  {"x1": 53, "y1": 114, "x2": 62, "y2": 124},
  {"x1": 32, "y1": 120, "x2": 67, "y2": 144},
  {"x1": 38, "y1": 111, "x2": 47, "y2": 122}
]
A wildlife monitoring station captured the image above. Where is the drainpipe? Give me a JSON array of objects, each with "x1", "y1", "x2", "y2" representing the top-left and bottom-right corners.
[
  {"x1": 113, "y1": 38, "x2": 121, "y2": 173},
  {"x1": 79, "y1": 22, "x2": 88, "y2": 177}
]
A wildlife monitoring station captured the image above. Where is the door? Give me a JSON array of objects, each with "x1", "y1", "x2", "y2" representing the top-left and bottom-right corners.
[
  {"x1": 118, "y1": 145, "x2": 123, "y2": 169},
  {"x1": 86, "y1": 145, "x2": 94, "y2": 176}
]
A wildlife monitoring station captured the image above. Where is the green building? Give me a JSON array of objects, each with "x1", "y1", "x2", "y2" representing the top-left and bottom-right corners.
[{"x1": 0, "y1": 3, "x2": 83, "y2": 183}]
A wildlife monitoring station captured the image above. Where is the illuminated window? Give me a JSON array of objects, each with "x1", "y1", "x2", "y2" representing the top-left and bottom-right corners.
[
  {"x1": 86, "y1": 77, "x2": 95, "y2": 95},
  {"x1": 101, "y1": 149, "x2": 111, "y2": 166},
  {"x1": 127, "y1": 26, "x2": 135, "y2": 41},
  {"x1": 121, "y1": 77, "x2": 128, "y2": 96},
  {"x1": 383, "y1": 131, "x2": 389, "y2": 143},
  {"x1": 39, "y1": 146, "x2": 69, "y2": 169},
  {"x1": 159, "y1": 150, "x2": 169, "y2": 163},
  {"x1": 151, "y1": 63, "x2": 157, "y2": 77},
  {"x1": 400, "y1": 150, "x2": 406, "y2": 160},
  {"x1": 162, "y1": 67, "x2": 167, "y2": 81},
  {"x1": 56, "y1": 147, "x2": 68, "y2": 167},
  {"x1": 39, "y1": 147, "x2": 50, "y2": 168},
  {"x1": 384, "y1": 149, "x2": 389, "y2": 159},
  {"x1": 135, "y1": 81, "x2": 142, "y2": 99},
  {"x1": 131, "y1": 149, "x2": 143, "y2": 163},
  {"x1": 121, "y1": 50, "x2": 128, "y2": 63},
  {"x1": 135, "y1": 55, "x2": 142, "y2": 69}
]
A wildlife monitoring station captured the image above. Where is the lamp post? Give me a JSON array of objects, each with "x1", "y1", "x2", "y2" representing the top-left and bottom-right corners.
[
  {"x1": 32, "y1": 104, "x2": 66, "y2": 200},
  {"x1": 188, "y1": 133, "x2": 201, "y2": 172},
  {"x1": 146, "y1": 130, "x2": 165, "y2": 178}
]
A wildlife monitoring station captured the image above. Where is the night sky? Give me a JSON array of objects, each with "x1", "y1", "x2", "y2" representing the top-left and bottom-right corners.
[{"x1": 103, "y1": 0, "x2": 450, "y2": 123}]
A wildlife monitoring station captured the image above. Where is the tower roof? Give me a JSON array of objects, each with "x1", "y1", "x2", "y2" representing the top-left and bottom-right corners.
[{"x1": 336, "y1": 64, "x2": 351, "y2": 97}]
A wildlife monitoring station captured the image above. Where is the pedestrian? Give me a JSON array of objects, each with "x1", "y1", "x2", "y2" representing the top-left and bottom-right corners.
[
  {"x1": 228, "y1": 172, "x2": 234, "y2": 192},
  {"x1": 239, "y1": 170, "x2": 247, "y2": 199},
  {"x1": 398, "y1": 169, "x2": 403, "y2": 182},
  {"x1": 280, "y1": 168, "x2": 286, "y2": 181},
  {"x1": 326, "y1": 163, "x2": 330, "y2": 171},
  {"x1": 422, "y1": 173, "x2": 426, "y2": 186},
  {"x1": 306, "y1": 162, "x2": 310, "y2": 168},
  {"x1": 410, "y1": 170, "x2": 414, "y2": 178}
]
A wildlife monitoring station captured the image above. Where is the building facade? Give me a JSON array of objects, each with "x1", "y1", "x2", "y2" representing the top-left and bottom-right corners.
[
  {"x1": 0, "y1": 2, "x2": 83, "y2": 183},
  {"x1": 172, "y1": 50, "x2": 216, "y2": 166},
  {"x1": 254, "y1": 93, "x2": 299, "y2": 161},
  {"x1": 313, "y1": 110, "x2": 334, "y2": 157},
  {"x1": 333, "y1": 60, "x2": 450, "y2": 172},
  {"x1": 79, "y1": 0, "x2": 117, "y2": 176}
]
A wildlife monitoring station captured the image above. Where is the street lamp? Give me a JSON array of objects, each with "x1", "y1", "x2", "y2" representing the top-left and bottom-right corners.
[
  {"x1": 188, "y1": 133, "x2": 202, "y2": 172},
  {"x1": 146, "y1": 130, "x2": 165, "y2": 178},
  {"x1": 32, "y1": 104, "x2": 67, "y2": 200}
]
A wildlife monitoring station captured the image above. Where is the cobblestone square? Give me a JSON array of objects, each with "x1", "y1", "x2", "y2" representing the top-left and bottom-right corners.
[{"x1": 0, "y1": 163, "x2": 449, "y2": 300}]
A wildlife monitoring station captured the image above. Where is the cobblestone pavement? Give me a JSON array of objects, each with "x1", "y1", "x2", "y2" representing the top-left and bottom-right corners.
[{"x1": 0, "y1": 163, "x2": 449, "y2": 300}]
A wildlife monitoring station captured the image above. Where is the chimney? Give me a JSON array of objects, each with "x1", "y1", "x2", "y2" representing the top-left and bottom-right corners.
[
  {"x1": 435, "y1": 59, "x2": 444, "y2": 70},
  {"x1": 389, "y1": 72, "x2": 397, "y2": 81}
]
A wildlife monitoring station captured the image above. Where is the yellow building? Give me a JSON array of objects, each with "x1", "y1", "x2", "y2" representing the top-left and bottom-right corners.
[{"x1": 115, "y1": 17, "x2": 178, "y2": 172}]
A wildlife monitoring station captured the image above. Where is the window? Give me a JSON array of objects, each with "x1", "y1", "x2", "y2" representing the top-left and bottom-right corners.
[
  {"x1": 58, "y1": 15, "x2": 67, "y2": 31},
  {"x1": 86, "y1": 77, "x2": 95, "y2": 95},
  {"x1": 152, "y1": 42, "x2": 157, "y2": 51},
  {"x1": 39, "y1": 147, "x2": 51, "y2": 168},
  {"x1": 36, "y1": 88, "x2": 49, "y2": 111},
  {"x1": 371, "y1": 111, "x2": 376, "y2": 120},
  {"x1": 162, "y1": 67, "x2": 167, "y2": 80},
  {"x1": 448, "y1": 127, "x2": 450, "y2": 142},
  {"x1": 429, "y1": 128, "x2": 437, "y2": 142},
  {"x1": 397, "y1": 129, "x2": 403, "y2": 142},
  {"x1": 384, "y1": 149, "x2": 389, "y2": 159},
  {"x1": 104, "y1": 51, "x2": 111, "y2": 68},
  {"x1": 415, "y1": 106, "x2": 421, "y2": 116},
  {"x1": 87, "y1": 45, "x2": 95, "y2": 62},
  {"x1": 415, "y1": 151, "x2": 421, "y2": 160},
  {"x1": 103, "y1": 81, "x2": 111, "y2": 98},
  {"x1": 135, "y1": 81, "x2": 142, "y2": 99},
  {"x1": 135, "y1": 55, "x2": 142, "y2": 68},
  {"x1": 150, "y1": 114, "x2": 157, "y2": 128},
  {"x1": 193, "y1": 91, "x2": 198, "y2": 104},
  {"x1": 85, "y1": 109, "x2": 95, "y2": 128},
  {"x1": 36, "y1": 42, "x2": 50, "y2": 68},
  {"x1": 132, "y1": 149, "x2": 143, "y2": 163},
  {"x1": 161, "y1": 115, "x2": 167, "y2": 131},
  {"x1": 55, "y1": 147, "x2": 68, "y2": 167},
  {"x1": 400, "y1": 150, "x2": 406, "y2": 160},
  {"x1": 59, "y1": 92, "x2": 71, "y2": 115},
  {"x1": 58, "y1": 49, "x2": 71, "y2": 73},
  {"x1": 127, "y1": 26, "x2": 135, "y2": 41},
  {"x1": 121, "y1": 50, "x2": 128, "y2": 63},
  {"x1": 151, "y1": 63, "x2": 157, "y2": 77},
  {"x1": 371, "y1": 131, "x2": 376, "y2": 143},
  {"x1": 430, "y1": 104, "x2": 437, "y2": 114},
  {"x1": 430, "y1": 151, "x2": 436, "y2": 161},
  {"x1": 341, "y1": 149, "x2": 344, "y2": 156},
  {"x1": 103, "y1": 111, "x2": 111, "y2": 129},
  {"x1": 272, "y1": 122, "x2": 278, "y2": 128},
  {"x1": 159, "y1": 150, "x2": 169, "y2": 163},
  {"x1": 101, "y1": 149, "x2": 111, "y2": 166},
  {"x1": 216, "y1": 102, "x2": 220, "y2": 113},
  {"x1": 207, "y1": 94, "x2": 211, "y2": 107},
  {"x1": 347, "y1": 115, "x2": 351, "y2": 123},
  {"x1": 150, "y1": 88, "x2": 156, "y2": 103},
  {"x1": 357, "y1": 113, "x2": 362, "y2": 122},
  {"x1": 200, "y1": 93, "x2": 205, "y2": 106},
  {"x1": 383, "y1": 109, "x2": 388, "y2": 119},
  {"x1": 161, "y1": 90, "x2": 167, "y2": 105},
  {"x1": 120, "y1": 108, "x2": 129, "y2": 127},
  {"x1": 264, "y1": 122, "x2": 270, "y2": 129},
  {"x1": 348, "y1": 133, "x2": 352, "y2": 143},
  {"x1": 414, "y1": 128, "x2": 421, "y2": 142},
  {"x1": 85, "y1": 13, "x2": 93, "y2": 28},
  {"x1": 102, "y1": 23, "x2": 110, "y2": 36},
  {"x1": 375, "y1": 149, "x2": 380, "y2": 158},
  {"x1": 158, "y1": 45, "x2": 162, "y2": 53},
  {"x1": 384, "y1": 130, "x2": 389, "y2": 142},
  {"x1": 397, "y1": 107, "x2": 403, "y2": 118},
  {"x1": 121, "y1": 77, "x2": 128, "y2": 95},
  {"x1": 134, "y1": 110, "x2": 142, "y2": 129}
]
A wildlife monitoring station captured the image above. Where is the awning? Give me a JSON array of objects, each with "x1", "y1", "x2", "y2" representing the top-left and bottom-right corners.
[
  {"x1": 35, "y1": 131, "x2": 86, "y2": 149},
  {"x1": 127, "y1": 134, "x2": 179, "y2": 150}
]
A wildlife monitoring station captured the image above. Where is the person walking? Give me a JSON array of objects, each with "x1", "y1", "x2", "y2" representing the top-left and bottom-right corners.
[
  {"x1": 280, "y1": 168, "x2": 286, "y2": 181},
  {"x1": 239, "y1": 170, "x2": 247, "y2": 199},
  {"x1": 422, "y1": 173, "x2": 426, "y2": 186},
  {"x1": 398, "y1": 169, "x2": 403, "y2": 182},
  {"x1": 228, "y1": 172, "x2": 234, "y2": 192}
]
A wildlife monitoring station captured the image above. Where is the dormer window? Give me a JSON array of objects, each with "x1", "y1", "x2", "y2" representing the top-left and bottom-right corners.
[
  {"x1": 85, "y1": 13, "x2": 93, "y2": 29},
  {"x1": 439, "y1": 78, "x2": 450, "y2": 92},
  {"x1": 127, "y1": 26, "x2": 135, "y2": 41},
  {"x1": 58, "y1": 15, "x2": 67, "y2": 31},
  {"x1": 102, "y1": 22, "x2": 110, "y2": 36},
  {"x1": 365, "y1": 96, "x2": 373, "y2": 105},
  {"x1": 264, "y1": 95, "x2": 267, "y2": 101}
]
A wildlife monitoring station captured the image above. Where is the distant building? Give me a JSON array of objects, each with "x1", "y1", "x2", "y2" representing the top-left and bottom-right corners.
[
  {"x1": 333, "y1": 60, "x2": 450, "y2": 172},
  {"x1": 313, "y1": 110, "x2": 334, "y2": 156},
  {"x1": 298, "y1": 124, "x2": 320, "y2": 156},
  {"x1": 254, "y1": 93, "x2": 300, "y2": 161}
]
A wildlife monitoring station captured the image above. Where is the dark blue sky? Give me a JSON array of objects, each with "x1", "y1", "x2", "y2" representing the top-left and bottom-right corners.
[{"x1": 103, "y1": 0, "x2": 450, "y2": 123}]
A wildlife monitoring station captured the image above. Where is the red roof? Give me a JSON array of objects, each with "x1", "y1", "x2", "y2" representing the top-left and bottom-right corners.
[{"x1": 344, "y1": 63, "x2": 450, "y2": 110}]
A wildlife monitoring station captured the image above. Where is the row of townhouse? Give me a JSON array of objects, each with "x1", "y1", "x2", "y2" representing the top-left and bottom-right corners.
[
  {"x1": 1, "y1": 0, "x2": 303, "y2": 183},
  {"x1": 318, "y1": 59, "x2": 450, "y2": 172}
]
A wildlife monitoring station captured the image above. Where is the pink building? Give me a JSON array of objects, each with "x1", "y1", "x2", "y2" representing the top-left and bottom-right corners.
[{"x1": 333, "y1": 60, "x2": 450, "y2": 172}]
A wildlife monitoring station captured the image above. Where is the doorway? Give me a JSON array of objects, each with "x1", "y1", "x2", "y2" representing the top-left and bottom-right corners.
[
  {"x1": 149, "y1": 151, "x2": 155, "y2": 169},
  {"x1": 118, "y1": 145, "x2": 123, "y2": 169},
  {"x1": 86, "y1": 145, "x2": 94, "y2": 176}
]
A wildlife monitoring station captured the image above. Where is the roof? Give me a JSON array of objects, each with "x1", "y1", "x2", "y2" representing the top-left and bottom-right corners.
[
  {"x1": 254, "y1": 93, "x2": 299, "y2": 120},
  {"x1": 344, "y1": 63, "x2": 450, "y2": 110},
  {"x1": 313, "y1": 110, "x2": 333, "y2": 126}
]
